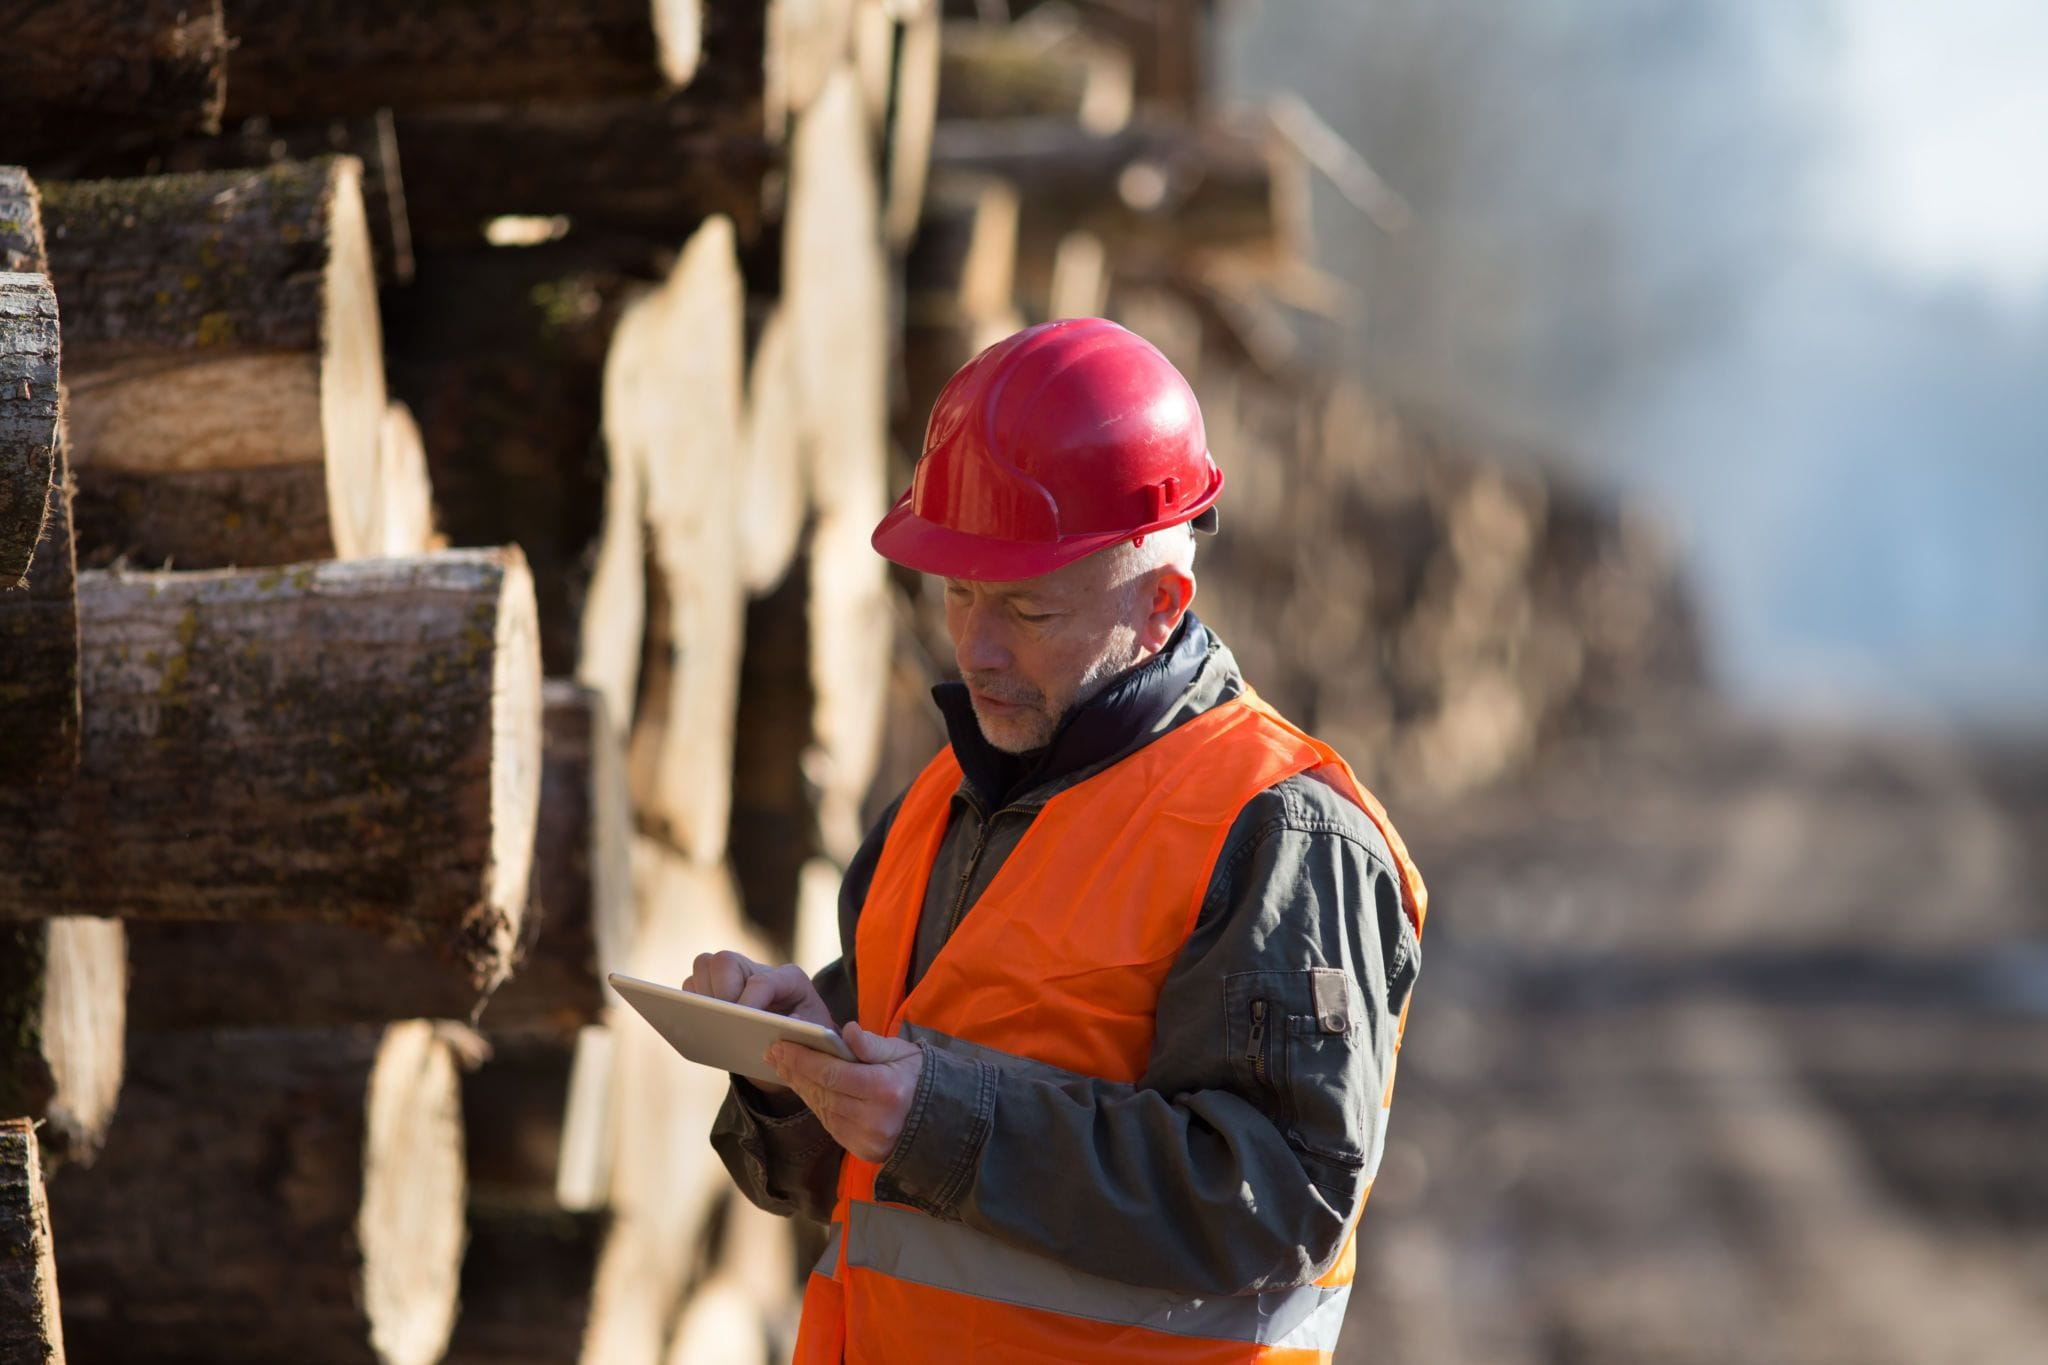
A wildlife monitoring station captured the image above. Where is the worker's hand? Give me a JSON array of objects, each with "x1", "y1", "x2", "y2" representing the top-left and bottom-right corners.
[
  {"x1": 769, "y1": 1022, "x2": 923, "y2": 1163},
  {"x1": 682, "y1": 951, "x2": 834, "y2": 1095}
]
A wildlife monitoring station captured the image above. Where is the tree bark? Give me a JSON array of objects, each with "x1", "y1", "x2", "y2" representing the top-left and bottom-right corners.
[
  {"x1": 0, "y1": 1119, "x2": 65, "y2": 1365},
  {"x1": 0, "y1": 550, "x2": 543, "y2": 997},
  {"x1": 0, "y1": 918, "x2": 124, "y2": 1169},
  {"x1": 39, "y1": 158, "x2": 392, "y2": 566},
  {"x1": 220, "y1": 0, "x2": 706, "y2": 119},
  {"x1": 0, "y1": 175, "x2": 80, "y2": 787},
  {"x1": 443, "y1": 1205, "x2": 609, "y2": 1365},
  {"x1": 480, "y1": 682, "x2": 635, "y2": 1037},
  {"x1": 393, "y1": 96, "x2": 774, "y2": 250},
  {"x1": 0, "y1": 430, "x2": 80, "y2": 785},
  {"x1": 47, "y1": 1022, "x2": 469, "y2": 1365},
  {"x1": 0, "y1": 0, "x2": 226, "y2": 162},
  {"x1": 0, "y1": 272, "x2": 59, "y2": 583},
  {"x1": 384, "y1": 241, "x2": 655, "y2": 677}
]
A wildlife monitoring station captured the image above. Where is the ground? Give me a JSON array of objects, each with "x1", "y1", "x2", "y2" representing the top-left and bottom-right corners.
[{"x1": 1342, "y1": 704, "x2": 2048, "y2": 1364}]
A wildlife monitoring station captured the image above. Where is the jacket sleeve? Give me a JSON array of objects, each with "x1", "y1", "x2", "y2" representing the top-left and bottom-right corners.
[
  {"x1": 708, "y1": 790, "x2": 903, "y2": 1222},
  {"x1": 869, "y1": 773, "x2": 1421, "y2": 1295}
]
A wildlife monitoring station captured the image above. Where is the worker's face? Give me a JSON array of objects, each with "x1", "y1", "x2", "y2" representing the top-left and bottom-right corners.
[{"x1": 943, "y1": 545, "x2": 1193, "y2": 754}]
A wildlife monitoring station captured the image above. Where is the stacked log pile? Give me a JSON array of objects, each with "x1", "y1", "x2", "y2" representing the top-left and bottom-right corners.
[{"x1": 2, "y1": 2, "x2": 1702, "y2": 1362}]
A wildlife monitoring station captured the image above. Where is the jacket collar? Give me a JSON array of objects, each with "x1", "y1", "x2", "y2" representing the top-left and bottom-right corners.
[{"x1": 933, "y1": 612, "x2": 1241, "y2": 812}]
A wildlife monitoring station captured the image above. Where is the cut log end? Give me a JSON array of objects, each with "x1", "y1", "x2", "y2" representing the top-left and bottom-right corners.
[
  {"x1": 488, "y1": 550, "x2": 546, "y2": 978},
  {"x1": 653, "y1": 0, "x2": 706, "y2": 84},
  {"x1": 371, "y1": 401, "x2": 439, "y2": 556},
  {"x1": 360, "y1": 1021, "x2": 468, "y2": 1365},
  {"x1": 322, "y1": 156, "x2": 392, "y2": 559},
  {"x1": 38, "y1": 917, "x2": 126, "y2": 1167}
]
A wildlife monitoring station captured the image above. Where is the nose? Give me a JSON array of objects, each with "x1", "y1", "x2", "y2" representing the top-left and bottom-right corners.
[{"x1": 952, "y1": 597, "x2": 1012, "y2": 675}]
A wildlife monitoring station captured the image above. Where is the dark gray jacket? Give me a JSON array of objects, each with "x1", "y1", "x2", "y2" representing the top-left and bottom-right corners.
[{"x1": 711, "y1": 615, "x2": 1421, "y2": 1295}]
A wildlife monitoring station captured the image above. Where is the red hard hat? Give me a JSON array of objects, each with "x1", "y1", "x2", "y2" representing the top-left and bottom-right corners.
[{"x1": 872, "y1": 317, "x2": 1222, "y2": 581}]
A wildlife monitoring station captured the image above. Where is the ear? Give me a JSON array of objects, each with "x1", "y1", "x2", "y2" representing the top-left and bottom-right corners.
[{"x1": 1139, "y1": 566, "x2": 1195, "y2": 651}]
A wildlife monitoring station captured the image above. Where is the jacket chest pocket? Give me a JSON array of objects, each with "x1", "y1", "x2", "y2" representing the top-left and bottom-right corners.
[{"x1": 1225, "y1": 968, "x2": 1371, "y2": 1175}]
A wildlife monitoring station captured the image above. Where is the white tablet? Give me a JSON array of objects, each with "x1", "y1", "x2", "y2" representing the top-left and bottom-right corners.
[{"x1": 607, "y1": 971, "x2": 855, "y2": 1084}]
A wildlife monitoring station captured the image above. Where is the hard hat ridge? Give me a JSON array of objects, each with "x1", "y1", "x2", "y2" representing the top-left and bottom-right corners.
[{"x1": 873, "y1": 318, "x2": 1223, "y2": 581}]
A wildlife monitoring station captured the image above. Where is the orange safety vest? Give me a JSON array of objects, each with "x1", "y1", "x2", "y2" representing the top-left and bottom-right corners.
[{"x1": 794, "y1": 691, "x2": 1426, "y2": 1365}]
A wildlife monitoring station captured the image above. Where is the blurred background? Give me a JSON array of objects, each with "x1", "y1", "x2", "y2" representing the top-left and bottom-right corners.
[{"x1": 4, "y1": 1, "x2": 2043, "y2": 1362}]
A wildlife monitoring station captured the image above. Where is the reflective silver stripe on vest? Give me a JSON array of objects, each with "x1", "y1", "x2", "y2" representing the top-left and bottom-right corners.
[
  {"x1": 812, "y1": 1221, "x2": 843, "y2": 1278},
  {"x1": 845, "y1": 1201, "x2": 1350, "y2": 1350}
]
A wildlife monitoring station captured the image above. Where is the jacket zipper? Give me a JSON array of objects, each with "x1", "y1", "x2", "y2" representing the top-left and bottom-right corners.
[
  {"x1": 944, "y1": 801, "x2": 994, "y2": 940},
  {"x1": 1247, "y1": 999, "x2": 1269, "y2": 1085}
]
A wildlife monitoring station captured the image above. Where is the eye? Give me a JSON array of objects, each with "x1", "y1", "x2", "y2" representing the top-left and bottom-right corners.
[{"x1": 1013, "y1": 606, "x2": 1055, "y2": 625}]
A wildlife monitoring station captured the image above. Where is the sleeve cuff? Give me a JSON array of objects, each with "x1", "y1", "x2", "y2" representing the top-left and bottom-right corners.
[{"x1": 875, "y1": 1041, "x2": 996, "y2": 1216}]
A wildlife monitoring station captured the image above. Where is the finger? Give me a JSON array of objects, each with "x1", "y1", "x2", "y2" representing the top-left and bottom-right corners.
[{"x1": 844, "y1": 1022, "x2": 920, "y2": 1064}]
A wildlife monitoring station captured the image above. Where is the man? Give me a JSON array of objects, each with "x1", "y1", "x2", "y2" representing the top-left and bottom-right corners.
[{"x1": 690, "y1": 317, "x2": 1425, "y2": 1363}]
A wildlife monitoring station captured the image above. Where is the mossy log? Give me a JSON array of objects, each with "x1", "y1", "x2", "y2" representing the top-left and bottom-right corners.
[
  {"x1": 47, "y1": 1022, "x2": 468, "y2": 1365},
  {"x1": 0, "y1": 918, "x2": 125, "y2": 1169},
  {"x1": 0, "y1": 273, "x2": 60, "y2": 584},
  {"x1": 0, "y1": 1119, "x2": 65, "y2": 1365},
  {"x1": 0, "y1": 549, "x2": 542, "y2": 995},
  {"x1": 0, "y1": 0, "x2": 226, "y2": 162},
  {"x1": 38, "y1": 157, "x2": 398, "y2": 568},
  {"x1": 219, "y1": 0, "x2": 705, "y2": 119}
]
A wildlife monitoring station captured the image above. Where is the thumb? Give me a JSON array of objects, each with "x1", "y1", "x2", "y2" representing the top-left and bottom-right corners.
[{"x1": 844, "y1": 1021, "x2": 919, "y2": 1064}]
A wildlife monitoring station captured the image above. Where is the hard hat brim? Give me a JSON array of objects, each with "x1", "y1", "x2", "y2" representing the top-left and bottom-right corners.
[{"x1": 871, "y1": 480, "x2": 1221, "y2": 583}]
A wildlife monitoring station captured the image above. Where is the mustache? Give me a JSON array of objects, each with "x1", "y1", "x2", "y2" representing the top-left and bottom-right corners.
[{"x1": 962, "y1": 672, "x2": 1042, "y2": 707}]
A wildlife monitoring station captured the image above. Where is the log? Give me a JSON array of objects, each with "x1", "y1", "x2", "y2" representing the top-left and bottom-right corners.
[
  {"x1": 0, "y1": 273, "x2": 59, "y2": 583},
  {"x1": 385, "y1": 242, "x2": 653, "y2": 677},
  {"x1": 737, "y1": 303, "x2": 806, "y2": 596},
  {"x1": 882, "y1": 0, "x2": 942, "y2": 249},
  {"x1": 48, "y1": 1022, "x2": 468, "y2": 1365},
  {"x1": 936, "y1": 14, "x2": 1134, "y2": 131},
  {"x1": 481, "y1": 682, "x2": 635, "y2": 1037},
  {"x1": 463, "y1": 1034, "x2": 586, "y2": 1205},
  {"x1": 583, "y1": 846, "x2": 765, "y2": 1365},
  {"x1": 393, "y1": 98, "x2": 775, "y2": 250},
  {"x1": 929, "y1": 118, "x2": 1307, "y2": 298},
  {"x1": 1, "y1": 167, "x2": 46, "y2": 272},
  {"x1": 805, "y1": 511, "x2": 894, "y2": 860},
  {"x1": 0, "y1": 1118, "x2": 65, "y2": 1365},
  {"x1": 0, "y1": 918, "x2": 125, "y2": 1168},
  {"x1": 444, "y1": 1205, "x2": 610, "y2": 1365},
  {"x1": 904, "y1": 174, "x2": 1019, "y2": 323},
  {"x1": 0, "y1": 0, "x2": 226, "y2": 162},
  {"x1": 374, "y1": 400, "x2": 441, "y2": 555},
  {"x1": 40, "y1": 158, "x2": 393, "y2": 567},
  {"x1": 0, "y1": 550, "x2": 543, "y2": 997},
  {"x1": 785, "y1": 71, "x2": 891, "y2": 523},
  {"x1": 608, "y1": 218, "x2": 747, "y2": 863},
  {"x1": 220, "y1": 0, "x2": 706, "y2": 119},
  {"x1": 768, "y1": 0, "x2": 861, "y2": 136},
  {"x1": 663, "y1": 1275, "x2": 770, "y2": 1365},
  {"x1": 0, "y1": 430, "x2": 81, "y2": 785}
]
